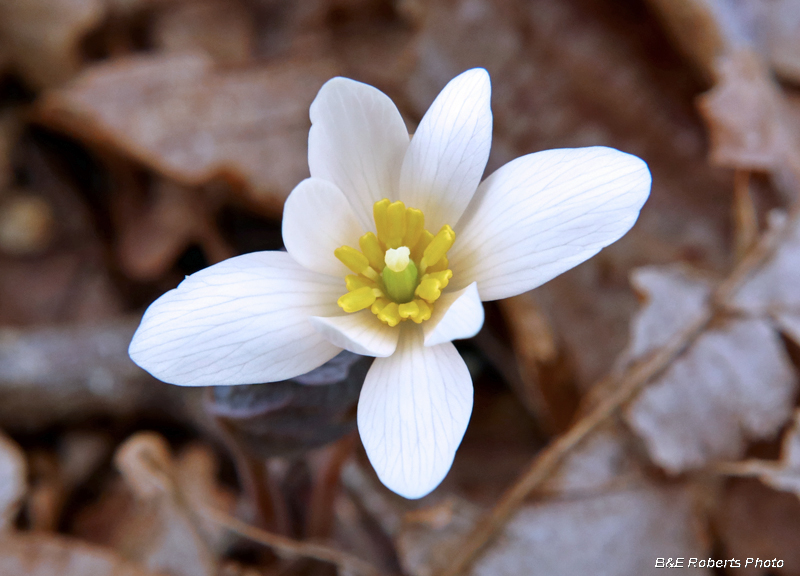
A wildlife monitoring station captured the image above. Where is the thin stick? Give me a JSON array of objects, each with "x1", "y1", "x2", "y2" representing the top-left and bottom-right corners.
[
  {"x1": 199, "y1": 504, "x2": 383, "y2": 576},
  {"x1": 437, "y1": 191, "x2": 799, "y2": 576}
]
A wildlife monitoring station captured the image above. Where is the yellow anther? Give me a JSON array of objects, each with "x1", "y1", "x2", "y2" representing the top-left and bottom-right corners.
[
  {"x1": 377, "y1": 302, "x2": 401, "y2": 327},
  {"x1": 412, "y1": 299, "x2": 432, "y2": 323},
  {"x1": 404, "y1": 208, "x2": 424, "y2": 249},
  {"x1": 420, "y1": 225, "x2": 456, "y2": 273},
  {"x1": 371, "y1": 297, "x2": 390, "y2": 315},
  {"x1": 345, "y1": 275, "x2": 374, "y2": 291},
  {"x1": 337, "y1": 286, "x2": 377, "y2": 313},
  {"x1": 334, "y1": 246, "x2": 378, "y2": 280},
  {"x1": 398, "y1": 301, "x2": 419, "y2": 319},
  {"x1": 415, "y1": 270, "x2": 453, "y2": 303},
  {"x1": 373, "y1": 199, "x2": 390, "y2": 244},
  {"x1": 426, "y1": 255, "x2": 449, "y2": 273},
  {"x1": 384, "y1": 246, "x2": 411, "y2": 273},
  {"x1": 410, "y1": 230, "x2": 434, "y2": 263},
  {"x1": 359, "y1": 232, "x2": 385, "y2": 271},
  {"x1": 384, "y1": 201, "x2": 407, "y2": 249}
]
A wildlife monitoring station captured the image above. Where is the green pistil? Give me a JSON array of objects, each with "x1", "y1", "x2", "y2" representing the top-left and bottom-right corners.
[{"x1": 382, "y1": 259, "x2": 418, "y2": 303}]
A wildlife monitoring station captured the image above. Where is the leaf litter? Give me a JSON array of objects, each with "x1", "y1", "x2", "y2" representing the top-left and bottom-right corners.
[{"x1": 3, "y1": 0, "x2": 800, "y2": 574}]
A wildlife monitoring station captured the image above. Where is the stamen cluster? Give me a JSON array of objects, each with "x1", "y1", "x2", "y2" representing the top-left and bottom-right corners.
[{"x1": 334, "y1": 199, "x2": 455, "y2": 326}]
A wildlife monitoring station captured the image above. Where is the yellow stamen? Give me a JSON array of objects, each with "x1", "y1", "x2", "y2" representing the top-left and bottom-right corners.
[
  {"x1": 420, "y1": 225, "x2": 456, "y2": 273},
  {"x1": 373, "y1": 199, "x2": 390, "y2": 244},
  {"x1": 377, "y1": 302, "x2": 401, "y2": 327},
  {"x1": 404, "y1": 208, "x2": 425, "y2": 249},
  {"x1": 334, "y1": 246, "x2": 378, "y2": 280},
  {"x1": 398, "y1": 301, "x2": 419, "y2": 319},
  {"x1": 415, "y1": 270, "x2": 453, "y2": 303},
  {"x1": 337, "y1": 286, "x2": 376, "y2": 313},
  {"x1": 384, "y1": 201, "x2": 407, "y2": 249},
  {"x1": 359, "y1": 232, "x2": 385, "y2": 271},
  {"x1": 410, "y1": 230, "x2": 433, "y2": 263},
  {"x1": 412, "y1": 299, "x2": 432, "y2": 323},
  {"x1": 345, "y1": 274, "x2": 374, "y2": 291},
  {"x1": 426, "y1": 255, "x2": 449, "y2": 273}
]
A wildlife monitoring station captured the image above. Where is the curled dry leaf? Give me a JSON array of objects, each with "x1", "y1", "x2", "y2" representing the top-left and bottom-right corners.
[
  {"x1": 0, "y1": 0, "x2": 105, "y2": 88},
  {"x1": 733, "y1": 212, "x2": 800, "y2": 346},
  {"x1": 697, "y1": 50, "x2": 800, "y2": 173},
  {"x1": 109, "y1": 432, "x2": 236, "y2": 576},
  {"x1": 646, "y1": 0, "x2": 800, "y2": 84},
  {"x1": 38, "y1": 52, "x2": 337, "y2": 216},
  {"x1": 0, "y1": 431, "x2": 27, "y2": 531},
  {"x1": 0, "y1": 533, "x2": 164, "y2": 576},
  {"x1": 151, "y1": 0, "x2": 255, "y2": 66},
  {"x1": 114, "y1": 178, "x2": 232, "y2": 281},
  {"x1": 622, "y1": 265, "x2": 797, "y2": 473}
]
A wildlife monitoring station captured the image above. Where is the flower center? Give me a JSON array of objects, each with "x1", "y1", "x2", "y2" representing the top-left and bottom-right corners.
[{"x1": 333, "y1": 199, "x2": 455, "y2": 327}]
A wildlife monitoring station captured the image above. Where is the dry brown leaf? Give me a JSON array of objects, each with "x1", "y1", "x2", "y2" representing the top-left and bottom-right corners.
[
  {"x1": 104, "y1": 432, "x2": 237, "y2": 576},
  {"x1": 623, "y1": 265, "x2": 797, "y2": 474},
  {"x1": 151, "y1": 0, "x2": 255, "y2": 65},
  {"x1": 0, "y1": 431, "x2": 27, "y2": 531},
  {"x1": 0, "y1": 0, "x2": 105, "y2": 88},
  {"x1": 733, "y1": 211, "x2": 800, "y2": 345},
  {"x1": 114, "y1": 179, "x2": 232, "y2": 280},
  {"x1": 697, "y1": 50, "x2": 800, "y2": 172},
  {"x1": 38, "y1": 52, "x2": 336, "y2": 216},
  {"x1": 397, "y1": 485, "x2": 707, "y2": 576},
  {"x1": 0, "y1": 533, "x2": 164, "y2": 576},
  {"x1": 716, "y1": 479, "x2": 800, "y2": 576}
]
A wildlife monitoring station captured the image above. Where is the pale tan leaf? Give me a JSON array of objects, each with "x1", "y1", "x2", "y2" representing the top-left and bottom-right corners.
[
  {"x1": 697, "y1": 50, "x2": 799, "y2": 171},
  {"x1": 0, "y1": 431, "x2": 27, "y2": 531},
  {"x1": 0, "y1": 533, "x2": 164, "y2": 576},
  {"x1": 626, "y1": 317, "x2": 795, "y2": 473},
  {"x1": 151, "y1": 0, "x2": 255, "y2": 66},
  {"x1": 617, "y1": 264, "x2": 712, "y2": 369},
  {"x1": 0, "y1": 0, "x2": 105, "y2": 88},
  {"x1": 38, "y1": 53, "x2": 337, "y2": 215},
  {"x1": 397, "y1": 485, "x2": 708, "y2": 576}
]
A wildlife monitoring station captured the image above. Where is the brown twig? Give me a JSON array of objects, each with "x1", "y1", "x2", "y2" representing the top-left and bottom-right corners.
[
  {"x1": 199, "y1": 504, "x2": 383, "y2": 576},
  {"x1": 437, "y1": 178, "x2": 800, "y2": 576}
]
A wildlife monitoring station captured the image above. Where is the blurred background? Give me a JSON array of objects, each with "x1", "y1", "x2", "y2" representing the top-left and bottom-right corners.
[{"x1": 1, "y1": 0, "x2": 800, "y2": 574}]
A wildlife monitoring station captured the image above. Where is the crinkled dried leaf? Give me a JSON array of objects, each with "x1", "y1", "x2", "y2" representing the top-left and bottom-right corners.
[
  {"x1": 108, "y1": 432, "x2": 236, "y2": 576},
  {"x1": 697, "y1": 50, "x2": 800, "y2": 171},
  {"x1": 0, "y1": 533, "x2": 163, "y2": 576},
  {"x1": 0, "y1": 0, "x2": 105, "y2": 88},
  {"x1": 38, "y1": 53, "x2": 336, "y2": 215},
  {"x1": 617, "y1": 264, "x2": 712, "y2": 369},
  {"x1": 623, "y1": 267, "x2": 796, "y2": 473},
  {"x1": 151, "y1": 0, "x2": 255, "y2": 65},
  {"x1": 716, "y1": 479, "x2": 800, "y2": 576},
  {"x1": 397, "y1": 485, "x2": 707, "y2": 576},
  {"x1": 0, "y1": 431, "x2": 27, "y2": 530},
  {"x1": 114, "y1": 179, "x2": 232, "y2": 280},
  {"x1": 733, "y1": 212, "x2": 800, "y2": 345}
]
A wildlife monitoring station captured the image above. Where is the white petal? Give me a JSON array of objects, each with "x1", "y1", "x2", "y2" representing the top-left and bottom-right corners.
[
  {"x1": 398, "y1": 68, "x2": 492, "y2": 231},
  {"x1": 308, "y1": 77, "x2": 410, "y2": 229},
  {"x1": 423, "y1": 282, "x2": 485, "y2": 347},
  {"x1": 129, "y1": 251, "x2": 343, "y2": 386},
  {"x1": 450, "y1": 147, "x2": 651, "y2": 301},
  {"x1": 309, "y1": 311, "x2": 399, "y2": 357},
  {"x1": 357, "y1": 326, "x2": 473, "y2": 499},
  {"x1": 282, "y1": 178, "x2": 362, "y2": 277}
]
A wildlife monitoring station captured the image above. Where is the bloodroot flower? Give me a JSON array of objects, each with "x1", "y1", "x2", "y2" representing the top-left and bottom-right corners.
[{"x1": 129, "y1": 69, "x2": 651, "y2": 499}]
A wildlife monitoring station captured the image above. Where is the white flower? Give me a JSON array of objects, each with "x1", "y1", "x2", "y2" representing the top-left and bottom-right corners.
[{"x1": 129, "y1": 69, "x2": 651, "y2": 499}]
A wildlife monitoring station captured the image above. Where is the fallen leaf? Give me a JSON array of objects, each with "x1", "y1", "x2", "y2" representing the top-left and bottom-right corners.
[
  {"x1": 623, "y1": 265, "x2": 797, "y2": 473},
  {"x1": 113, "y1": 178, "x2": 232, "y2": 281},
  {"x1": 38, "y1": 52, "x2": 337, "y2": 216},
  {"x1": 0, "y1": 0, "x2": 105, "y2": 88},
  {"x1": 151, "y1": 0, "x2": 255, "y2": 65},
  {"x1": 0, "y1": 431, "x2": 27, "y2": 531},
  {"x1": 0, "y1": 533, "x2": 164, "y2": 576},
  {"x1": 697, "y1": 50, "x2": 800, "y2": 172},
  {"x1": 102, "y1": 432, "x2": 236, "y2": 576},
  {"x1": 715, "y1": 479, "x2": 800, "y2": 576}
]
